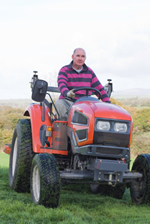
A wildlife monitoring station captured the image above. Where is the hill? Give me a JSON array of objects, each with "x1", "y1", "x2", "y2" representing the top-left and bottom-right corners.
[{"x1": 112, "y1": 88, "x2": 150, "y2": 99}]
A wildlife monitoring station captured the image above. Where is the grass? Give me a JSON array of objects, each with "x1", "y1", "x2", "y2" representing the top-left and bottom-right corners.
[
  {"x1": 1, "y1": 153, "x2": 150, "y2": 223},
  {"x1": 0, "y1": 153, "x2": 9, "y2": 167}
]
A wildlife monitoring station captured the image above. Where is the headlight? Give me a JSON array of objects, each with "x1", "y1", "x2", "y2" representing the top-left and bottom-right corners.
[
  {"x1": 97, "y1": 121, "x2": 110, "y2": 131},
  {"x1": 114, "y1": 123, "x2": 127, "y2": 133}
]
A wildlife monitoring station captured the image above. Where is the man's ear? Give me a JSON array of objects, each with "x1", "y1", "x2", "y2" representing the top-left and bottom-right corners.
[{"x1": 72, "y1": 54, "x2": 74, "y2": 60}]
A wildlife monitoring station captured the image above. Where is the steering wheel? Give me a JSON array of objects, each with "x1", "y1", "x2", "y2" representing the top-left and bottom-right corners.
[
  {"x1": 74, "y1": 87, "x2": 101, "y2": 99},
  {"x1": 65, "y1": 87, "x2": 101, "y2": 102}
]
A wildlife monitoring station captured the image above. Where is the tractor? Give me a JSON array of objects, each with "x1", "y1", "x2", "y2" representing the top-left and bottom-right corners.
[{"x1": 4, "y1": 71, "x2": 150, "y2": 208}]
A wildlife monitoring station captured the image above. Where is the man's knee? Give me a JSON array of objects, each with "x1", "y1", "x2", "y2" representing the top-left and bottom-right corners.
[{"x1": 55, "y1": 99, "x2": 69, "y2": 119}]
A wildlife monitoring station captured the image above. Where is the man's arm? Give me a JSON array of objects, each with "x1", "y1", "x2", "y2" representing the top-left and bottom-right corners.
[
  {"x1": 57, "y1": 67, "x2": 70, "y2": 97},
  {"x1": 91, "y1": 72, "x2": 111, "y2": 103}
]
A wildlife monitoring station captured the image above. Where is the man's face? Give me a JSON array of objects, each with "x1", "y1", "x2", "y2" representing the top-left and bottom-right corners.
[{"x1": 72, "y1": 49, "x2": 86, "y2": 69}]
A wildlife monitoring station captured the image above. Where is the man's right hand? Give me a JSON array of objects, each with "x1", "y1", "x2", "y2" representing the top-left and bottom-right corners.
[{"x1": 67, "y1": 89, "x2": 75, "y2": 98}]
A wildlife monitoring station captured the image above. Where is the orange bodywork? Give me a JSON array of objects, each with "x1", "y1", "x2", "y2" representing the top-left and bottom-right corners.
[
  {"x1": 68, "y1": 102, "x2": 95, "y2": 147},
  {"x1": 3, "y1": 144, "x2": 11, "y2": 155},
  {"x1": 24, "y1": 104, "x2": 68, "y2": 155},
  {"x1": 68, "y1": 101, "x2": 133, "y2": 148},
  {"x1": 89, "y1": 102, "x2": 133, "y2": 148}
]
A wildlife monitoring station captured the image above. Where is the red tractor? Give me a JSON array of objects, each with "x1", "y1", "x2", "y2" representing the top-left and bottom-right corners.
[{"x1": 4, "y1": 72, "x2": 150, "y2": 208}]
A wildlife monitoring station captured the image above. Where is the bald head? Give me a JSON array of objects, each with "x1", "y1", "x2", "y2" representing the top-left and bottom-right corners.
[
  {"x1": 72, "y1": 48, "x2": 86, "y2": 70},
  {"x1": 73, "y1": 48, "x2": 86, "y2": 56}
]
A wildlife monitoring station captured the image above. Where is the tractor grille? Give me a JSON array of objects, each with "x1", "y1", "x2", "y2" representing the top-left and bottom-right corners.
[{"x1": 93, "y1": 132, "x2": 130, "y2": 148}]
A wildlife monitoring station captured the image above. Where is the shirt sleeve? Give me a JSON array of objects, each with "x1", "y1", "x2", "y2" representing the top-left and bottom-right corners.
[
  {"x1": 91, "y1": 72, "x2": 111, "y2": 103},
  {"x1": 57, "y1": 67, "x2": 69, "y2": 97}
]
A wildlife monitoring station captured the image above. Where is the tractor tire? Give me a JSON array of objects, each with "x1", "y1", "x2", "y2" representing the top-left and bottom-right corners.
[
  {"x1": 9, "y1": 119, "x2": 34, "y2": 192},
  {"x1": 90, "y1": 184, "x2": 125, "y2": 199},
  {"x1": 130, "y1": 154, "x2": 150, "y2": 204},
  {"x1": 31, "y1": 153, "x2": 60, "y2": 208}
]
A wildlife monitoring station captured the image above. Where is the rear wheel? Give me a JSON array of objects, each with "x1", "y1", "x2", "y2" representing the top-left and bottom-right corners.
[
  {"x1": 90, "y1": 184, "x2": 125, "y2": 199},
  {"x1": 31, "y1": 153, "x2": 60, "y2": 208},
  {"x1": 9, "y1": 119, "x2": 34, "y2": 192},
  {"x1": 130, "y1": 154, "x2": 150, "y2": 204}
]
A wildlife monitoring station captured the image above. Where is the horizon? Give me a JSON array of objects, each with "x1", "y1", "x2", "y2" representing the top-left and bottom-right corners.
[{"x1": 0, "y1": 87, "x2": 150, "y2": 100}]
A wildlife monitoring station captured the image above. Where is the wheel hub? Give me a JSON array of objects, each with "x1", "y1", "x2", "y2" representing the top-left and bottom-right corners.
[{"x1": 32, "y1": 165, "x2": 40, "y2": 203}]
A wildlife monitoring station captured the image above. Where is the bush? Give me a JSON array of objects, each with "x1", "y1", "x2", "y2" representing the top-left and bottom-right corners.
[
  {"x1": 0, "y1": 106, "x2": 24, "y2": 130},
  {"x1": 131, "y1": 132, "x2": 150, "y2": 158},
  {"x1": 0, "y1": 106, "x2": 24, "y2": 150},
  {"x1": 132, "y1": 108, "x2": 150, "y2": 132}
]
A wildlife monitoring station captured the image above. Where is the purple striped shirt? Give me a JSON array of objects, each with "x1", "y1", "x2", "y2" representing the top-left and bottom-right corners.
[{"x1": 57, "y1": 62, "x2": 110, "y2": 102}]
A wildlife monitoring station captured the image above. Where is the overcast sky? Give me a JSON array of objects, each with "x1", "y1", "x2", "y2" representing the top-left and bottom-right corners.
[{"x1": 0, "y1": 0, "x2": 150, "y2": 99}]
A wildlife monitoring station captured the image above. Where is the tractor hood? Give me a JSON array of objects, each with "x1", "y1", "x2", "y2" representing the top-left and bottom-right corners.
[
  {"x1": 88, "y1": 101, "x2": 131, "y2": 121},
  {"x1": 69, "y1": 99, "x2": 132, "y2": 126}
]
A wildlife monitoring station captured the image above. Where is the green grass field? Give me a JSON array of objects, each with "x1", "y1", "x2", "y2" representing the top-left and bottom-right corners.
[{"x1": 1, "y1": 152, "x2": 150, "y2": 224}]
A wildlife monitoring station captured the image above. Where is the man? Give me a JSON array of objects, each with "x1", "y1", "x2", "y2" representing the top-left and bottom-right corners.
[{"x1": 55, "y1": 48, "x2": 110, "y2": 120}]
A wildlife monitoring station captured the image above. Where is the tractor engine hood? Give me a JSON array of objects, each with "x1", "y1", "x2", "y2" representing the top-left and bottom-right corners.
[
  {"x1": 89, "y1": 101, "x2": 132, "y2": 121},
  {"x1": 71, "y1": 100, "x2": 132, "y2": 121}
]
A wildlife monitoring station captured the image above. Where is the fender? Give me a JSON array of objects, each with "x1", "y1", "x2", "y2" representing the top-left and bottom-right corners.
[
  {"x1": 24, "y1": 103, "x2": 51, "y2": 153},
  {"x1": 24, "y1": 103, "x2": 68, "y2": 155}
]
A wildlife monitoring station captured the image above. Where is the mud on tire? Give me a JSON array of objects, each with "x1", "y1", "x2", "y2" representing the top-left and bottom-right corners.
[
  {"x1": 9, "y1": 119, "x2": 34, "y2": 192},
  {"x1": 31, "y1": 153, "x2": 60, "y2": 208}
]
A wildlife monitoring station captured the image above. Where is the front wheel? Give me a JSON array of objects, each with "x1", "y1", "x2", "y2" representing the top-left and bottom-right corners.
[
  {"x1": 31, "y1": 153, "x2": 60, "y2": 208},
  {"x1": 130, "y1": 154, "x2": 150, "y2": 204}
]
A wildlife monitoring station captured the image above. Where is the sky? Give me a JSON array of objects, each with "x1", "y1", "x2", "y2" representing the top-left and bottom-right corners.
[{"x1": 0, "y1": 0, "x2": 150, "y2": 99}]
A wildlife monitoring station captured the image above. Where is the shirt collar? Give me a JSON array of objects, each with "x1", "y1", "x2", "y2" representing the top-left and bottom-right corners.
[{"x1": 68, "y1": 61, "x2": 88, "y2": 71}]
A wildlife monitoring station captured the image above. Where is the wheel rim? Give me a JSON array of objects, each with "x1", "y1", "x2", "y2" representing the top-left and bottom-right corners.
[
  {"x1": 133, "y1": 165, "x2": 145, "y2": 203},
  {"x1": 32, "y1": 165, "x2": 40, "y2": 203},
  {"x1": 12, "y1": 137, "x2": 18, "y2": 177}
]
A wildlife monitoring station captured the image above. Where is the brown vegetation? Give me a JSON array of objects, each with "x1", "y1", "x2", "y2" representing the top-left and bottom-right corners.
[
  {"x1": 116, "y1": 97, "x2": 150, "y2": 108},
  {"x1": 0, "y1": 106, "x2": 24, "y2": 152}
]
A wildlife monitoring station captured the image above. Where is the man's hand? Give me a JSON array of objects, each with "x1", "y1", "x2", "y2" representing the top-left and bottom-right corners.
[{"x1": 67, "y1": 89, "x2": 75, "y2": 98}]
